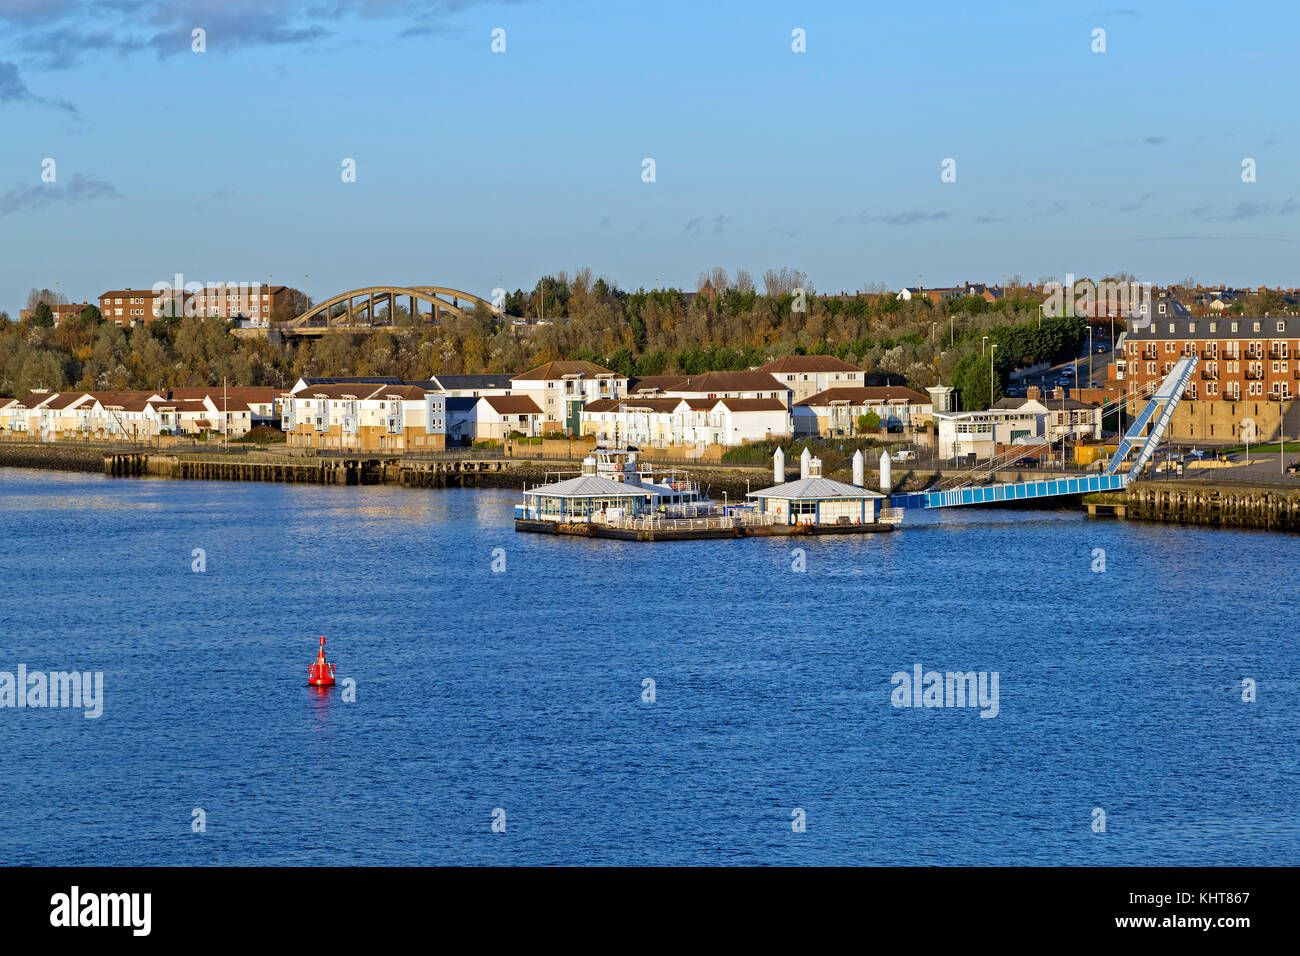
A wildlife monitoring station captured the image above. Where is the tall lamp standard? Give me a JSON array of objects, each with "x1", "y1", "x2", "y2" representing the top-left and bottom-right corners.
[{"x1": 989, "y1": 344, "x2": 998, "y2": 406}]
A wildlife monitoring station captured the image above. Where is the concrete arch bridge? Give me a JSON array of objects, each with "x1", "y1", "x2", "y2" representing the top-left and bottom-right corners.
[{"x1": 283, "y1": 286, "x2": 501, "y2": 338}]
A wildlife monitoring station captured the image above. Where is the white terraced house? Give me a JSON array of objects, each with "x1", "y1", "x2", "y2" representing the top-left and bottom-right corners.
[
  {"x1": 757, "y1": 355, "x2": 867, "y2": 404},
  {"x1": 580, "y1": 396, "x2": 791, "y2": 447},
  {"x1": 509, "y1": 360, "x2": 628, "y2": 433},
  {"x1": 282, "y1": 381, "x2": 447, "y2": 451}
]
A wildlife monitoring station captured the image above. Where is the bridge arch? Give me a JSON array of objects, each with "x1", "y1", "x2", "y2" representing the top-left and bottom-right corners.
[{"x1": 287, "y1": 285, "x2": 502, "y2": 330}]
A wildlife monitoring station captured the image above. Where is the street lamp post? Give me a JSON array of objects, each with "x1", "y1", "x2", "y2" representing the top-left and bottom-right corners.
[{"x1": 989, "y1": 344, "x2": 997, "y2": 406}]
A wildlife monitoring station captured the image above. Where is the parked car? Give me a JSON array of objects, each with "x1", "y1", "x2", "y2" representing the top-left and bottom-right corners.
[
  {"x1": 1011, "y1": 456, "x2": 1039, "y2": 467},
  {"x1": 891, "y1": 449, "x2": 917, "y2": 463}
]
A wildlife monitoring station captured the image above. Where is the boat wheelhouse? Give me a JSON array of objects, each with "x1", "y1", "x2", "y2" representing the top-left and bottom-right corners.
[{"x1": 589, "y1": 447, "x2": 713, "y2": 512}]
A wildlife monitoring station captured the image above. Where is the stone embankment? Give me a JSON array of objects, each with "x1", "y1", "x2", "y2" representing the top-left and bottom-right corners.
[
  {"x1": 1086, "y1": 479, "x2": 1300, "y2": 532},
  {"x1": 4, "y1": 441, "x2": 1028, "y2": 502}
]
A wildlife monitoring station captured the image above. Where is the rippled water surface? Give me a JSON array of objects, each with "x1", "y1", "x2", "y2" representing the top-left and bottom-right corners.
[{"x1": 0, "y1": 467, "x2": 1296, "y2": 865}]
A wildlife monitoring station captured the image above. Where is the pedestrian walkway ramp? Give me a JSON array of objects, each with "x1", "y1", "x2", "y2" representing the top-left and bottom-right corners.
[{"x1": 891, "y1": 357, "x2": 1199, "y2": 510}]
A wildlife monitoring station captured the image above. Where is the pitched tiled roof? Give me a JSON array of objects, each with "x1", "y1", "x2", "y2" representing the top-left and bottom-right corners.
[
  {"x1": 523, "y1": 474, "x2": 652, "y2": 499},
  {"x1": 749, "y1": 476, "x2": 884, "y2": 500},
  {"x1": 480, "y1": 395, "x2": 544, "y2": 415},
  {"x1": 38, "y1": 392, "x2": 93, "y2": 411},
  {"x1": 17, "y1": 391, "x2": 58, "y2": 408},
  {"x1": 715, "y1": 398, "x2": 788, "y2": 412},
  {"x1": 300, "y1": 384, "x2": 388, "y2": 401},
  {"x1": 431, "y1": 374, "x2": 515, "y2": 390},
  {"x1": 673, "y1": 370, "x2": 786, "y2": 392},
  {"x1": 758, "y1": 356, "x2": 862, "y2": 374},
  {"x1": 512, "y1": 360, "x2": 618, "y2": 381},
  {"x1": 375, "y1": 384, "x2": 435, "y2": 402},
  {"x1": 169, "y1": 387, "x2": 277, "y2": 404},
  {"x1": 87, "y1": 391, "x2": 164, "y2": 412},
  {"x1": 612, "y1": 398, "x2": 684, "y2": 413},
  {"x1": 795, "y1": 386, "x2": 930, "y2": 407}
]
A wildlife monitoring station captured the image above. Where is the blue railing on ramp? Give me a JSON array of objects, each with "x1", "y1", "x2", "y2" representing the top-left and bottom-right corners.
[{"x1": 891, "y1": 473, "x2": 1129, "y2": 510}]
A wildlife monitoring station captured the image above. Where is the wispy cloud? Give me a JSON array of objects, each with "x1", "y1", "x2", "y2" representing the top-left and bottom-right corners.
[
  {"x1": 0, "y1": 173, "x2": 121, "y2": 217},
  {"x1": 1118, "y1": 191, "x2": 1153, "y2": 212},
  {"x1": 1136, "y1": 235, "x2": 1297, "y2": 243},
  {"x1": 835, "y1": 209, "x2": 950, "y2": 227},
  {"x1": 0, "y1": 60, "x2": 76, "y2": 114},
  {"x1": 1, "y1": 1, "x2": 520, "y2": 66},
  {"x1": 684, "y1": 214, "x2": 728, "y2": 236},
  {"x1": 1192, "y1": 198, "x2": 1296, "y2": 222},
  {"x1": 1104, "y1": 135, "x2": 1166, "y2": 147}
]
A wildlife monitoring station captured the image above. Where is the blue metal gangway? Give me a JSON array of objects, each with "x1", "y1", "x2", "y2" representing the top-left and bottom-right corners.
[{"x1": 891, "y1": 356, "x2": 1198, "y2": 511}]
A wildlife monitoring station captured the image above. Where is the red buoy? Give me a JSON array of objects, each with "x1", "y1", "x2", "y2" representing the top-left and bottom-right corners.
[{"x1": 307, "y1": 636, "x2": 336, "y2": 686}]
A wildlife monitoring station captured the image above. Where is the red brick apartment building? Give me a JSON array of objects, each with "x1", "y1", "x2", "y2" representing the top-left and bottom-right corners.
[
  {"x1": 98, "y1": 289, "x2": 167, "y2": 325},
  {"x1": 1119, "y1": 314, "x2": 1300, "y2": 442},
  {"x1": 98, "y1": 285, "x2": 293, "y2": 326},
  {"x1": 17, "y1": 303, "x2": 95, "y2": 324}
]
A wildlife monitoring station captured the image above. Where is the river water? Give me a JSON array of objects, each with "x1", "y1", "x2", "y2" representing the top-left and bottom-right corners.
[{"x1": 0, "y1": 467, "x2": 1295, "y2": 865}]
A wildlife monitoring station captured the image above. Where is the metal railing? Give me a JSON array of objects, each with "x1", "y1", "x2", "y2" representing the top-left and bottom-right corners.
[
  {"x1": 401, "y1": 447, "x2": 505, "y2": 461},
  {"x1": 606, "y1": 512, "x2": 779, "y2": 532}
]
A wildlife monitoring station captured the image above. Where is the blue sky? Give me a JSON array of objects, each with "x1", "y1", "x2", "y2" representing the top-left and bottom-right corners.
[{"x1": 0, "y1": 0, "x2": 1296, "y2": 312}]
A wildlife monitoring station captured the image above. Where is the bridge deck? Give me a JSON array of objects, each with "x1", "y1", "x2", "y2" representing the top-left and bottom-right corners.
[{"x1": 891, "y1": 473, "x2": 1129, "y2": 510}]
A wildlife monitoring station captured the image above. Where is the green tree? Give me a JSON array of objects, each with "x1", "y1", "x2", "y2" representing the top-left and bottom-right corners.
[
  {"x1": 30, "y1": 301, "x2": 54, "y2": 328},
  {"x1": 860, "y1": 411, "x2": 880, "y2": 433},
  {"x1": 953, "y1": 352, "x2": 1003, "y2": 411}
]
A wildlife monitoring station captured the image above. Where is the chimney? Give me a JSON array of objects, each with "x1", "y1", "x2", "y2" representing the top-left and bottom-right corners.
[{"x1": 1026, "y1": 386, "x2": 1041, "y2": 401}]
